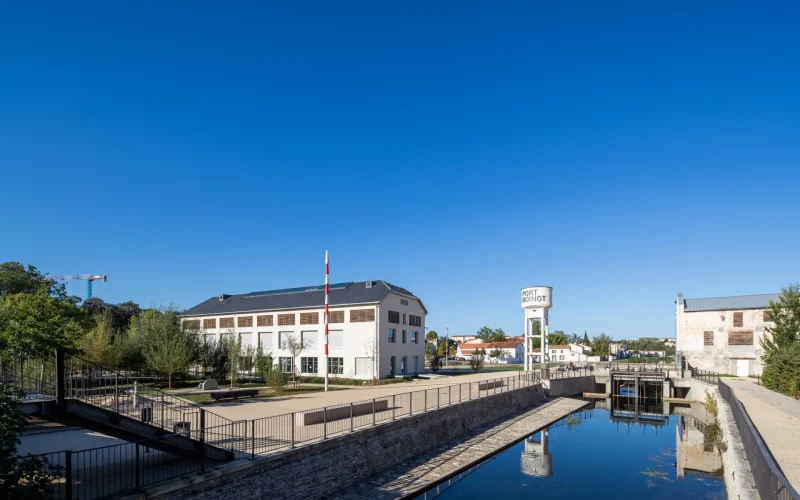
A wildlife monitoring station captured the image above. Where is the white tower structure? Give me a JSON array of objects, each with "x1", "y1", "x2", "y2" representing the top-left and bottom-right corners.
[
  {"x1": 522, "y1": 286, "x2": 553, "y2": 377},
  {"x1": 520, "y1": 429, "x2": 552, "y2": 477}
]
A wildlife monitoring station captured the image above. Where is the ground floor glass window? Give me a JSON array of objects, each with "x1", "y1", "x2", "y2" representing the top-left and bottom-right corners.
[
  {"x1": 301, "y1": 357, "x2": 318, "y2": 374},
  {"x1": 328, "y1": 357, "x2": 344, "y2": 375}
]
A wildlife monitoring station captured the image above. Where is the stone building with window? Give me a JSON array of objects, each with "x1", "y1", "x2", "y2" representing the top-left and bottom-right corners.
[
  {"x1": 675, "y1": 292, "x2": 778, "y2": 376},
  {"x1": 181, "y1": 281, "x2": 426, "y2": 380}
]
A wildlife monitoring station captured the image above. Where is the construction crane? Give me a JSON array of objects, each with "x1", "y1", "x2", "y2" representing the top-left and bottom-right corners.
[{"x1": 49, "y1": 275, "x2": 107, "y2": 299}]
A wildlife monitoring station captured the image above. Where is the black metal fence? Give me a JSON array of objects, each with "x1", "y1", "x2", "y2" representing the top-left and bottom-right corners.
[
  {"x1": 549, "y1": 366, "x2": 594, "y2": 379},
  {"x1": 0, "y1": 349, "x2": 58, "y2": 399},
  {"x1": 687, "y1": 362, "x2": 720, "y2": 385},
  {"x1": 717, "y1": 380, "x2": 800, "y2": 500},
  {"x1": 20, "y1": 369, "x2": 543, "y2": 499}
]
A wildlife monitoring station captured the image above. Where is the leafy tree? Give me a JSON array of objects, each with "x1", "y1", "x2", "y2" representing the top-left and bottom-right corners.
[
  {"x1": 549, "y1": 331, "x2": 568, "y2": 346},
  {"x1": 0, "y1": 384, "x2": 59, "y2": 499},
  {"x1": 426, "y1": 330, "x2": 438, "y2": 341},
  {"x1": 0, "y1": 262, "x2": 67, "y2": 300},
  {"x1": 81, "y1": 299, "x2": 141, "y2": 331},
  {"x1": 489, "y1": 328, "x2": 507, "y2": 342},
  {"x1": 469, "y1": 348, "x2": 486, "y2": 372},
  {"x1": 198, "y1": 339, "x2": 228, "y2": 380},
  {"x1": 266, "y1": 370, "x2": 287, "y2": 394},
  {"x1": 222, "y1": 331, "x2": 242, "y2": 388},
  {"x1": 476, "y1": 326, "x2": 494, "y2": 342},
  {"x1": 0, "y1": 292, "x2": 82, "y2": 355},
  {"x1": 428, "y1": 351, "x2": 441, "y2": 373},
  {"x1": 592, "y1": 333, "x2": 613, "y2": 356},
  {"x1": 132, "y1": 307, "x2": 200, "y2": 388},
  {"x1": 761, "y1": 284, "x2": 800, "y2": 395},
  {"x1": 254, "y1": 345, "x2": 273, "y2": 382},
  {"x1": 488, "y1": 348, "x2": 505, "y2": 360},
  {"x1": 80, "y1": 312, "x2": 121, "y2": 367}
]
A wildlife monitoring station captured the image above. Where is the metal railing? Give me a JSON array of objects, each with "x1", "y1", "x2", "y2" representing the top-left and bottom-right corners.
[
  {"x1": 21, "y1": 424, "x2": 234, "y2": 500},
  {"x1": 548, "y1": 366, "x2": 594, "y2": 379},
  {"x1": 21, "y1": 371, "x2": 543, "y2": 499},
  {"x1": 718, "y1": 380, "x2": 800, "y2": 500},
  {"x1": 0, "y1": 349, "x2": 58, "y2": 399},
  {"x1": 687, "y1": 362, "x2": 719, "y2": 385}
]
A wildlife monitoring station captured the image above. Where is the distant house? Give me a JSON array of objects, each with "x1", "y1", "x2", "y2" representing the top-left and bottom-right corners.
[
  {"x1": 457, "y1": 340, "x2": 524, "y2": 364},
  {"x1": 529, "y1": 344, "x2": 588, "y2": 363},
  {"x1": 450, "y1": 335, "x2": 477, "y2": 343}
]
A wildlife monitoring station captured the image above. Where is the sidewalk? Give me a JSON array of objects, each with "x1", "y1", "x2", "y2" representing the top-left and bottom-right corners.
[{"x1": 722, "y1": 378, "x2": 800, "y2": 490}]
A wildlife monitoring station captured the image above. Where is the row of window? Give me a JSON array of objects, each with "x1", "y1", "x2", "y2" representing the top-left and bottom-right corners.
[
  {"x1": 704, "y1": 330, "x2": 755, "y2": 346},
  {"x1": 387, "y1": 310, "x2": 423, "y2": 327},
  {"x1": 275, "y1": 355, "x2": 420, "y2": 376},
  {"x1": 731, "y1": 310, "x2": 771, "y2": 328},
  {"x1": 387, "y1": 329, "x2": 419, "y2": 344},
  {"x1": 185, "y1": 309, "x2": 374, "y2": 330}
]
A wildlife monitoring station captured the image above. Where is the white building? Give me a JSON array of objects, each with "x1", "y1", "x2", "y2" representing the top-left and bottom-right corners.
[
  {"x1": 676, "y1": 292, "x2": 777, "y2": 376},
  {"x1": 530, "y1": 344, "x2": 588, "y2": 363},
  {"x1": 450, "y1": 335, "x2": 477, "y2": 343},
  {"x1": 457, "y1": 340, "x2": 524, "y2": 363},
  {"x1": 181, "y1": 280, "x2": 427, "y2": 380}
]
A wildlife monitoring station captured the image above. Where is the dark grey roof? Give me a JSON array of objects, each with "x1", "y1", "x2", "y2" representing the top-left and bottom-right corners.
[
  {"x1": 683, "y1": 293, "x2": 779, "y2": 312},
  {"x1": 182, "y1": 280, "x2": 424, "y2": 316}
]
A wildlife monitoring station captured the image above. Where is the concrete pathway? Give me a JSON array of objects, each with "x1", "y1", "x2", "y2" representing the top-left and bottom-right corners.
[
  {"x1": 722, "y1": 378, "x2": 800, "y2": 490},
  {"x1": 198, "y1": 371, "x2": 537, "y2": 421},
  {"x1": 333, "y1": 397, "x2": 588, "y2": 499}
]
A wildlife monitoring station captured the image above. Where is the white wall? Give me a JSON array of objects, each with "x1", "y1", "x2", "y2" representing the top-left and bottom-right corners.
[{"x1": 377, "y1": 293, "x2": 427, "y2": 378}]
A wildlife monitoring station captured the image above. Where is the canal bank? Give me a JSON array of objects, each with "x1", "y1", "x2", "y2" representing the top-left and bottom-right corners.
[{"x1": 333, "y1": 397, "x2": 588, "y2": 499}]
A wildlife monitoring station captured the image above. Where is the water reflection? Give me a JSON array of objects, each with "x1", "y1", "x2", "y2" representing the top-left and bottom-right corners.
[
  {"x1": 675, "y1": 412, "x2": 723, "y2": 477},
  {"x1": 520, "y1": 429, "x2": 551, "y2": 477}
]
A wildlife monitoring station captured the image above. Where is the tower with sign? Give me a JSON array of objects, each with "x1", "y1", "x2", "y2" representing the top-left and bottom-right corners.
[{"x1": 522, "y1": 286, "x2": 553, "y2": 376}]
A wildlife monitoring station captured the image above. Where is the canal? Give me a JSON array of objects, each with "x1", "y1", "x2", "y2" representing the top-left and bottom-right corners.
[{"x1": 415, "y1": 403, "x2": 726, "y2": 500}]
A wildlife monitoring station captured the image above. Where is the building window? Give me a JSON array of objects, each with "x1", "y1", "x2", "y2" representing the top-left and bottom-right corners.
[
  {"x1": 300, "y1": 312, "x2": 319, "y2": 325},
  {"x1": 259, "y1": 332, "x2": 273, "y2": 349},
  {"x1": 329, "y1": 310, "x2": 344, "y2": 324},
  {"x1": 203, "y1": 318, "x2": 216, "y2": 329},
  {"x1": 219, "y1": 317, "x2": 234, "y2": 329},
  {"x1": 402, "y1": 313, "x2": 407, "y2": 325},
  {"x1": 388, "y1": 311, "x2": 400, "y2": 324},
  {"x1": 551, "y1": 350, "x2": 556, "y2": 354},
  {"x1": 560, "y1": 355, "x2": 565, "y2": 361},
  {"x1": 238, "y1": 316, "x2": 253, "y2": 328},
  {"x1": 388, "y1": 328, "x2": 396, "y2": 343},
  {"x1": 301, "y1": 357, "x2": 318, "y2": 374},
  {"x1": 401, "y1": 356, "x2": 407, "y2": 374},
  {"x1": 402, "y1": 330, "x2": 407, "y2": 343},
  {"x1": 704, "y1": 331, "x2": 714, "y2": 346},
  {"x1": 763, "y1": 310, "x2": 771, "y2": 322},
  {"x1": 733, "y1": 312, "x2": 744, "y2": 328},
  {"x1": 328, "y1": 357, "x2": 344, "y2": 375},
  {"x1": 278, "y1": 313, "x2": 295, "y2": 326},
  {"x1": 409, "y1": 315, "x2": 422, "y2": 327},
  {"x1": 279, "y1": 332, "x2": 293, "y2": 349},
  {"x1": 301, "y1": 331, "x2": 318, "y2": 349},
  {"x1": 204, "y1": 333, "x2": 216, "y2": 345},
  {"x1": 257, "y1": 315, "x2": 273, "y2": 327},
  {"x1": 390, "y1": 356, "x2": 396, "y2": 376},
  {"x1": 401, "y1": 299, "x2": 409, "y2": 306},
  {"x1": 728, "y1": 331, "x2": 753, "y2": 346},
  {"x1": 350, "y1": 309, "x2": 375, "y2": 323},
  {"x1": 411, "y1": 331, "x2": 418, "y2": 344},
  {"x1": 183, "y1": 319, "x2": 200, "y2": 329},
  {"x1": 279, "y1": 357, "x2": 293, "y2": 374}
]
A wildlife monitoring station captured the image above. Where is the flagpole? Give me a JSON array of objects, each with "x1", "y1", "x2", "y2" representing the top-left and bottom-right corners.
[{"x1": 324, "y1": 250, "x2": 329, "y2": 392}]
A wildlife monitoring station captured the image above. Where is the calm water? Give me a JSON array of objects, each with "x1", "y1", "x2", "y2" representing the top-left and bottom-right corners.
[{"x1": 417, "y1": 405, "x2": 726, "y2": 500}]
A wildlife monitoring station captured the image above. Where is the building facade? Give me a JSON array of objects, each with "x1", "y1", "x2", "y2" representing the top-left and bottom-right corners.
[
  {"x1": 457, "y1": 340, "x2": 524, "y2": 363},
  {"x1": 676, "y1": 292, "x2": 777, "y2": 376},
  {"x1": 530, "y1": 344, "x2": 588, "y2": 363},
  {"x1": 181, "y1": 281, "x2": 426, "y2": 380}
]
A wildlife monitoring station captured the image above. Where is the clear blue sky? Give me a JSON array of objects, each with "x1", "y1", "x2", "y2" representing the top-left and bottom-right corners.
[{"x1": 2, "y1": 2, "x2": 799, "y2": 340}]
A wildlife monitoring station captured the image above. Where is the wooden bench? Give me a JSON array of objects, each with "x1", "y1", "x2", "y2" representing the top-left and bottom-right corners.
[
  {"x1": 210, "y1": 389, "x2": 259, "y2": 401},
  {"x1": 297, "y1": 399, "x2": 390, "y2": 426}
]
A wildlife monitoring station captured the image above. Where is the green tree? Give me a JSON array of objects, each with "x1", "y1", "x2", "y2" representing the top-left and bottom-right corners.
[
  {"x1": 0, "y1": 262, "x2": 67, "y2": 300},
  {"x1": 80, "y1": 312, "x2": 121, "y2": 367},
  {"x1": 490, "y1": 328, "x2": 507, "y2": 342},
  {"x1": 132, "y1": 307, "x2": 200, "y2": 388},
  {"x1": 488, "y1": 348, "x2": 505, "y2": 360},
  {"x1": 549, "y1": 331, "x2": 568, "y2": 346},
  {"x1": 592, "y1": 333, "x2": 613, "y2": 356},
  {"x1": 583, "y1": 331, "x2": 590, "y2": 344},
  {"x1": 254, "y1": 345, "x2": 273, "y2": 382},
  {"x1": 761, "y1": 284, "x2": 800, "y2": 395},
  {"x1": 469, "y1": 348, "x2": 486, "y2": 372},
  {"x1": 426, "y1": 330, "x2": 438, "y2": 341},
  {"x1": 222, "y1": 330, "x2": 242, "y2": 388},
  {"x1": 476, "y1": 326, "x2": 494, "y2": 342},
  {"x1": 428, "y1": 351, "x2": 441, "y2": 373},
  {"x1": 0, "y1": 384, "x2": 59, "y2": 499},
  {"x1": 0, "y1": 292, "x2": 82, "y2": 355}
]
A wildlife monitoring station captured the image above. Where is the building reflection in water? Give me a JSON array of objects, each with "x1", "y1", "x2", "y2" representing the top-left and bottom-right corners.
[
  {"x1": 675, "y1": 411, "x2": 723, "y2": 478},
  {"x1": 520, "y1": 429, "x2": 552, "y2": 477}
]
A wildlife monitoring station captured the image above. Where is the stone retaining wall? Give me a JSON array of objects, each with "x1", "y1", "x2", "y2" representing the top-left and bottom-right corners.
[{"x1": 129, "y1": 384, "x2": 546, "y2": 500}]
